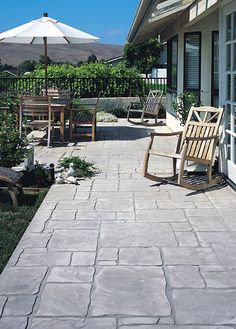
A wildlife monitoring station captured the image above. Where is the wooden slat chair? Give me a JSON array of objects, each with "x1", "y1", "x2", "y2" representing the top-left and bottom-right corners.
[
  {"x1": 46, "y1": 88, "x2": 70, "y2": 99},
  {"x1": 0, "y1": 167, "x2": 23, "y2": 209},
  {"x1": 19, "y1": 96, "x2": 52, "y2": 148},
  {"x1": 69, "y1": 93, "x2": 100, "y2": 141},
  {"x1": 127, "y1": 90, "x2": 163, "y2": 126},
  {"x1": 143, "y1": 106, "x2": 224, "y2": 190}
]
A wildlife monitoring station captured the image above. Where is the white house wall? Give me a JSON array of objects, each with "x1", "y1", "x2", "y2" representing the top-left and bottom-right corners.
[{"x1": 163, "y1": 9, "x2": 219, "y2": 131}]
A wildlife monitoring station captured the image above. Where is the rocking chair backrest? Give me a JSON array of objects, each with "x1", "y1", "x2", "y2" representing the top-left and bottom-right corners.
[
  {"x1": 179, "y1": 106, "x2": 224, "y2": 164},
  {"x1": 143, "y1": 90, "x2": 163, "y2": 116}
]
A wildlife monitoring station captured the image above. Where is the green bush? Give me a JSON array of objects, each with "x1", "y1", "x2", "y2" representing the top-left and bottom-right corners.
[
  {"x1": 0, "y1": 92, "x2": 19, "y2": 113},
  {"x1": 172, "y1": 91, "x2": 201, "y2": 125},
  {"x1": 0, "y1": 112, "x2": 25, "y2": 168},
  {"x1": 32, "y1": 63, "x2": 147, "y2": 97},
  {"x1": 22, "y1": 162, "x2": 53, "y2": 187},
  {"x1": 58, "y1": 156, "x2": 95, "y2": 178},
  {"x1": 101, "y1": 107, "x2": 127, "y2": 118}
]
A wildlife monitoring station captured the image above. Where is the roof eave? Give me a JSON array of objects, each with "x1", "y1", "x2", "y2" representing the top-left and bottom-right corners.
[{"x1": 127, "y1": 0, "x2": 154, "y2": 44}]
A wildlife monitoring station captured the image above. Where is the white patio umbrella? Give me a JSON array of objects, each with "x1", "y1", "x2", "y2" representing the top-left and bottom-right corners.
[{"x1": 0, "y1": 12, "x2": 99, "y2": 93}]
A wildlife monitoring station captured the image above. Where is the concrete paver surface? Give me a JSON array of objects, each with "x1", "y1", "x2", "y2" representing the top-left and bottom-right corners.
[{"x1": 0, "y1": 120, "x2": 236, "y2": 328}]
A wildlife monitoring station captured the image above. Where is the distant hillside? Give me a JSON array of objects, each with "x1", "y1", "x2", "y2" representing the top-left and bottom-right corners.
[{"x1": 0, "y1": 43, "x2": 123, "y2": 66}]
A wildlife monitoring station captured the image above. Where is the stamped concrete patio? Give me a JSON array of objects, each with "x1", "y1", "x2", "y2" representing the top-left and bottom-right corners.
[{"x1": 1, "y1": 120, "x2": 236, "y2": 329}]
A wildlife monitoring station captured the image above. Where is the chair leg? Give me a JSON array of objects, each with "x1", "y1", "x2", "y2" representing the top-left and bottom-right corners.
[
  {"x1": 51, "y1": 112, "x2": 55, "y2": 140},
  {"x1": 143, "y1": 136, "x2": 154, "y2": 177},
  {"x1": 207, "y1": 164, "x2": 212, "y2": 183},
  {"x1": 69, "y1": 111, "x2": 73, "y2": 140},
  {"x1": 47, "y1": 124, "x2": 51, "y2": 148},
  {"x1": 141, "y1": 111, "x2": 145, "y2": 123},
  {"x1": 178, "y1": 157, "x2": 185, "y2": 186},
  {"x1": 8, "y1": 185, "x2": 19, "y2": 210},
  {"x1": 92, "y1": 123, "x2": 96, "y2": 141},
  {"x1": 173, "y1": 158, "x2": 177, "y2": 176},
  {"x1": 69, "y1": 122, "x2": 73, "y2": 140},
  {"x1": 127, "y1": 107, "x2": 131, "y2": 122},
  {"x1": 91, "y1": 114, "x2": 96, "y2": 141}
]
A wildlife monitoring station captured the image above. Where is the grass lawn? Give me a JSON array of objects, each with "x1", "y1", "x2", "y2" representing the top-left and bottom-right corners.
[{"x1": 0, "y1": 189, "x2": 48, "y2": 273}]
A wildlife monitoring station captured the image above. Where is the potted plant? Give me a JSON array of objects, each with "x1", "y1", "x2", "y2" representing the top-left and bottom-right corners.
[{"x1": 172, "y1": 91, "x2": 201, "y2": 125}]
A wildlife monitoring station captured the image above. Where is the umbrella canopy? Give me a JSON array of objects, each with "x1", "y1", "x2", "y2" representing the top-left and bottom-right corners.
[{"x1": 0, "y1": 12, "x2": 99, "y2": 92}]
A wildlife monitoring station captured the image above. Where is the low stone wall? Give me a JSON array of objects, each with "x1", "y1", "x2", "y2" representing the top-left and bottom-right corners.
[{"x1": 80, "y1": 96, "x2": 167, "y2": 113}]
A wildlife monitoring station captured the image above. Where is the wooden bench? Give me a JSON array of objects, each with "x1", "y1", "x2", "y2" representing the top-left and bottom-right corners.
[{"x1": 0, "y1": 167, "x2": 23, "y2": 209}]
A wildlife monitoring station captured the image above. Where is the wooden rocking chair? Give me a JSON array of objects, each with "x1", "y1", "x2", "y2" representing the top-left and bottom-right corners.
[
  {"x1": 143, "y1": 106, "x2": 224, "y2": 190},
  {"x1": 127, "y1": 90, "x2": 163, "y2": 126}
]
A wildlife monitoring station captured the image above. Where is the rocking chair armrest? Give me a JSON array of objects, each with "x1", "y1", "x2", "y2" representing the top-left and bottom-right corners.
[
  {"x1": 130, "y1": 101, "x2": 142, "y2": 106},
  {"x1": 150, "y1": 131, "x2": 183, "y2": 137},
  {"x1": 128, "y1": 101, "x2": 143, "y2": 110},
  {"x1": 185, "y1": 135, "x2": 219, "y2": 142}
]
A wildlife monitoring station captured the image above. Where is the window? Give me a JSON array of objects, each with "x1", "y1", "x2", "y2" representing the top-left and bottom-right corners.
[
  {"x1": 184, "y1": 32, "x2": 201, "y2": 92},
  {"x1": 167, "y1": 35, "x2": 178, "y2": 93},
  {"x1": 211, "y1": 31, "x2": 219, "y2": 107}
]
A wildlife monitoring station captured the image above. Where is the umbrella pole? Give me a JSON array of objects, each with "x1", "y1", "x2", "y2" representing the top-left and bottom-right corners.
[{"x1": 43, "y1": 36, "x2": 48, "y2": 95}]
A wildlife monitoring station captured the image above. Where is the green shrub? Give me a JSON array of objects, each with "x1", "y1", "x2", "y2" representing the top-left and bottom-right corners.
[
  {"x1": 58, "y1": 156, "x2": 95, "y2": 178},
  {"x1": 0, "y1": 92, "x2": 19, "y2": 113},
  {"x1": 32, "y1": 63, "x2": 147, "y2": 98},
  {"x1": 100, "y1": 107, "x2": 127, "y2": 118},
  {"x1": 0, "y1": 112, "x2": 25, "y2": 168},
  {"x1": 22, "y1": 162, "x2": 53, "y2": 187},
  {"x1": 172, "y1": 91, "x2": 201, "y2": 125}
]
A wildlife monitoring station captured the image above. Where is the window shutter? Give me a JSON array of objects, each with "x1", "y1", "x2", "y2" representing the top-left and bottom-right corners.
[{"x1": 184, "y1": 34, "x2": 201, "y2": 90}]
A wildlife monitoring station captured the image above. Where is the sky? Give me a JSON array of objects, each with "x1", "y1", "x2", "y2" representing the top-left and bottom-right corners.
[{"x1": 0, "y1": 0, "x2": 139, "y2": 45}]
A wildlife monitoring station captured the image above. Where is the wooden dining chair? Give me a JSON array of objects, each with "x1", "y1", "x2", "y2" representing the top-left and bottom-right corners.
[
  {"x1": 69, "y1": 93, "x2": 100, "y2": 141},
  {"x1": 19, "y1": 95, "x2": 52, "y2": 147},
  {"x1": 46, "y1": 88, "x2": 70, "y2": 99},
  {"x1": 143, "y1": 106, "x2": 224, "y2": 190}
]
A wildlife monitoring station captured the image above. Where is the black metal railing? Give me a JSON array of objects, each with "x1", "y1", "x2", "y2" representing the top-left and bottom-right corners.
[{"x1": 0, "y1": 77, "x2": 167, "y2": 98}]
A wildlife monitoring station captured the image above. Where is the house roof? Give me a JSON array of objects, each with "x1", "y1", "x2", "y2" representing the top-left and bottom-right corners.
[
  {"x1": 1, "y1": 70, "x2": 17, "y2": 76},
  {"x1": 127, "y1": 0, "x2": 200, "y2": 44},
  {"x1": 106, "y1": 55, "x2": 123, "y2": 64},
  {"x1": 149, "y1": 0, "x2": 194, "y2": 23},
  {"x1": 127, "y1": 0, "x2": 153, "y2": 44}
]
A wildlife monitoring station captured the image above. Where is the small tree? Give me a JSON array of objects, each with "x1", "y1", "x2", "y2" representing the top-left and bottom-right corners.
[
  {"x1": 38, "y1": 55, "x2": 53, "y2": 66},
  {"x1": 123, "y1": 37, "x2": 163, "y2": 76},
  {"x1": 0, "y1": 112, "x2": 25, "y2": 168},
  {"x1": 18, "y1": 60, "x2": 37, "y2": 75},
  {"x1": 87, "y1": 54, "x2": 98, "y2": 63},
  {"x1": 172, "y1": 91, "x2": 201, "y2": 125}
]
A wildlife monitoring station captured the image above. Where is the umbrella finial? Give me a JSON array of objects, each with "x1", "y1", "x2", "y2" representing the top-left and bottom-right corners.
[{"x1": 43, "y1": 12, "x2": 48, "y2": 17}]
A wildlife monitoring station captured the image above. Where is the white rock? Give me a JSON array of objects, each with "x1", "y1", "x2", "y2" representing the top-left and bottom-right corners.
[
  {"x1": 55, "y1": 176, "x2": 65, "y2": 184},
  {"x1": 66, "y1": 176, "x2": 77, "y2": 184},
  {"x1": 66, "y1": 163, "x2": 76, "y2": 178}
]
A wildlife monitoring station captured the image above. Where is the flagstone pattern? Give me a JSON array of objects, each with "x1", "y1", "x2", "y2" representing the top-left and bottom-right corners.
[{"x1": 0, "y1": 121, "x2": 236, "y2": 328}]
